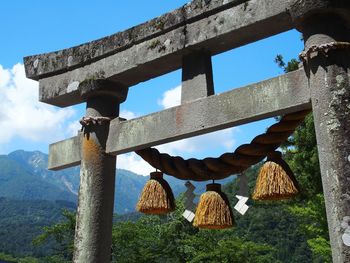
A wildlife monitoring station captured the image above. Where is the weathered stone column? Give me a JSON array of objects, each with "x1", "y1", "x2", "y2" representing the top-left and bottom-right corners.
[
  {"x1": 73, "y1": 80, "x2": 128, "y2": 263},
  {"x1": 292, "y1": 2, "x2": 350, "y2": 262}
]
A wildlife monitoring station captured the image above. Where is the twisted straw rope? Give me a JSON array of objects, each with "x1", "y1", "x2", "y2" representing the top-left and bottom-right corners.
[{"x1": 135, "y1": 110, "x2": 310, "y2": 181}]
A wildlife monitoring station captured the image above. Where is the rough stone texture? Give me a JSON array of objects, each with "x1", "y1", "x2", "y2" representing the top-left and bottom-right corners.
[
  {"x1": 73, "y1": 83, "x2": 126, "y2": 263},
  {"x1": 298, "y1": 11, "x2": 350, "y2": 263},
  {"x1": 183, "y1": 0, "x2": 243, "y2": 21},
  {"x1": 48, "y1": 134, "x2": 81, "y2": 170},
  {"x1": 181, "y1": 51, "x2": 214, "y2": 103},
  {"x1": 38, "y1": 27, "x2": 185, "y2": 107},
  {"x1": 79, "y1": 79, "x2": 128, "y2": 102},
  {"x1": 23, "y1": 0, "x2": 245, "y2": 80},
  {"x1": 106, "y1": 69, "x2": 311, "y2": 155},
  {"x1": 29, "y1": 0, "x2": 294, "y2": 107},
  {"x1": 184, "y1": 0, "x2": 292, "y2": 52},
  {"x1": 290, "y1": 0, "x2": 350, "y2": 29}
]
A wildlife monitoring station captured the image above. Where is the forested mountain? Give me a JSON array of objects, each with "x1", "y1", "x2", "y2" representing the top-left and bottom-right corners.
[
  {"x1": 0, "y1": 198, "x2": 75, "y2": 257},
  {"x1": 0, "y1": 151, "x2": 165, "y2": 213},
  {"x1": 0, "y1": 150, "x2": 232, "y2": 214},
  {"x1": 8, "y1": 150, "x2": 80, "y2": 195},
  {"x1": 0, "y1": 150, "x2": 234, "y2": 261},
  {"x1": 0, "y1": 198, "x2": 140, "y2": 260},
  {"x1": 0, "y1": 155, "x2": 76, "y2": 202}
]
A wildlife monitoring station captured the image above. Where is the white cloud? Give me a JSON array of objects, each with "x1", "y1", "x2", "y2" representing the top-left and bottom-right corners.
[
  {"x1": 67, "y1": 120, "x2": 81, "y2": 137},
  {"x1": 117, "y1": 152, "x2": 154, "y2": 176},
  {"x1": 0, "y1": 63, "x2": 76, "y2": 144},
  {"x1": 157, "y1": 85, "x2": 181, "y2": 109},
  {"x1": 0, "y1": 65, "x2": 11, "y2": 88},
  {"x1": 120, "y1": 109, "x2": 137, "y2": 120}
]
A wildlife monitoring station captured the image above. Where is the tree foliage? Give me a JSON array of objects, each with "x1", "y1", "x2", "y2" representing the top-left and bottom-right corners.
[
  {"x1": 274, "y1": 54, "x2": 299, "y2": 73},
  {"x1": 110, "y1": 198, "x2": 280, "y2": 263},
  {"x1": 32, "y1": 209, "x2": 75, "y2": 263}
]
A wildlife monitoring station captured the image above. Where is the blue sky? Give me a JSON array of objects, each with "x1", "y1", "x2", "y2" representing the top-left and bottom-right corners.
[{"x1": 0, "y1": 1, "x2": 303, "y2": 175}]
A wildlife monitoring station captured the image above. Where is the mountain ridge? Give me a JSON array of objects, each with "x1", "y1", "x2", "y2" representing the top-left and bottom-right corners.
[{"x1": 1, "y1": 150, "x2": 235, "y2": 214}]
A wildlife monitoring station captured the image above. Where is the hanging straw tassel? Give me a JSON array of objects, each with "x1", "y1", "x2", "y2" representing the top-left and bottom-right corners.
[
  {"x1": 252, "y1": 151, "x2": 299, "y2": 201},
  {"x1": 136, "y1": 171, "x2": 175, "y2": 214},
  {"x1": 193, "y1": 183, "x2": 233, "y2": 229}
]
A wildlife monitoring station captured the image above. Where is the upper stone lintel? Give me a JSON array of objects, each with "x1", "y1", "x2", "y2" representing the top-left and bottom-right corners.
[
  {"x1": 26, "y1": 0, "x2": 303, "y2": 107},
  {"x1": 23, "y1": 0, "x2": 246, "y2": 81}
]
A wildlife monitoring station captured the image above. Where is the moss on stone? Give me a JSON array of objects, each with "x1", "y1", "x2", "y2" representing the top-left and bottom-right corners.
[{"x1": 148, "y1": 39, "x2": 161, "y2": 50}]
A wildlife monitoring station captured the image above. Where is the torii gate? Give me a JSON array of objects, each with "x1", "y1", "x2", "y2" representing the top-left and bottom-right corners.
[{"x1": 24, "y1": 0, "x2": 349, "y2": 262}]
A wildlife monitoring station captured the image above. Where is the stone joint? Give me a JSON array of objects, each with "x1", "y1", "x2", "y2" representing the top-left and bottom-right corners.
[{"x1": 79, "y1": 79, "x2": 128, "y2": 103}]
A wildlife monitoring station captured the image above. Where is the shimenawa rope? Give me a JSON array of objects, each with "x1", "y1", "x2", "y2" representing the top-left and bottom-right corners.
[{"x1": 135, "y1": 110, "x2": 310, "y2": 181}]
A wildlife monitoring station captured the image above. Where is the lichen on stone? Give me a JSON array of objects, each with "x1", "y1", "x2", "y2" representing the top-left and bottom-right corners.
[
  {"x1": 154, "y1": 19, "x2": 165, "y2": 31},
  {"x1": 148, "y1": 39, "x2": 161, "y2": 50}
]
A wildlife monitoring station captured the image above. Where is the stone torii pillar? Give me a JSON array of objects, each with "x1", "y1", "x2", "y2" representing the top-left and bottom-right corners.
[
  {"x1": 292, "y1": 1, "x2": 350, "y2": 262},
  {"x1": 73, "y1": 80, "x2": 128, "y2": 262}
]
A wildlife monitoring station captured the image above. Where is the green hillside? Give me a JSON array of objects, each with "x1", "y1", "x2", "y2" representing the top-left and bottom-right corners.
[
  {"x1": 0, "y1": 156, "x2": 76, "y2": 202},
  {"x1": 0, "y1": 198, "x2": 75, "y2": 257},
  {"x1": 1, "y1": 150, "x2": 232, "y2": 214}
]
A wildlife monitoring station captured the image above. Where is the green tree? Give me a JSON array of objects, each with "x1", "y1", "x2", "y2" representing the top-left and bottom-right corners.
[
  {"x1": 0, "y1": 252, "x2": 40, "y2": 263},
  {"x1": 0, "y1": 252, "x2": 17, "y2": 262},
  {"x1": 188, "y1": 237, "x2": 279, "y2": 263},
  {"x1": 111, "y1": 197, "x2": 281, "y2": 263},
  {"x1": 33, "y1": 209, "x2": 75, "y2": 262},
  {"x1": 274, "y1": 54, "x2": 299, "y2": 73}
]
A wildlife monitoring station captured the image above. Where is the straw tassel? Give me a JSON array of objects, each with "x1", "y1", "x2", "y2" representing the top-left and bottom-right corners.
[
  {"x1": 136, "y1": 171, "x2": 175, "y2": 214},
  {"x1": 193, "y1": 183, "x2": 233, "y2": 229},
  {"x1": 252, "y1": 151, "x2": 299, "y2": 201}
]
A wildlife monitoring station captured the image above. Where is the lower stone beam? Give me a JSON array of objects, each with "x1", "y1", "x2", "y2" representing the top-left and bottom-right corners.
[
  {"x1": 48, "y1": 69, "x2": 311, "y2": 171},
  {"x1": 106, "y1": 69, "x2": 311, "y2": 155}
]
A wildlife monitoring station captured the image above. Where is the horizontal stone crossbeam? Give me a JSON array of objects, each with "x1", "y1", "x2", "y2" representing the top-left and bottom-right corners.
[
  {"x1": 48, "y1": 69, "x2": 311, "y2": 170},
  {"x1": 106, "y1": 69, "x2": 310, "y2": 154},
  {"x1": 24, "y1": 0, "x2": 295, "y2": 107},
  {"x1": 48, "y1": 134, "x2": 81, "y2": 170}
]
